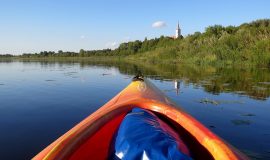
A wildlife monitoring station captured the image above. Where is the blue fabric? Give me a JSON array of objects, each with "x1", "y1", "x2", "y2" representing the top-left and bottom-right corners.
[{"x1": 110, "y1": 108, "x2": 192, "y2": 160}]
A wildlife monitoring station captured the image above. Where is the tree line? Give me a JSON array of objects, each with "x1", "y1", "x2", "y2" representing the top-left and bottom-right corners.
[{"x1": 0, "y1": 54, "x2": 13, "y2": 57}]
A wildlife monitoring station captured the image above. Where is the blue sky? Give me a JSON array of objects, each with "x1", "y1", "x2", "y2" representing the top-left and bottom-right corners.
[{"x1": 0, "y1": 0, "x2": 269, "y2": 54}]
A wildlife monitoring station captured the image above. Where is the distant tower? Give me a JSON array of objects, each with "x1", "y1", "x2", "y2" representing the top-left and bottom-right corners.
[{"x1": 175, "y1": 21, "x2": 181, "y2": 38}]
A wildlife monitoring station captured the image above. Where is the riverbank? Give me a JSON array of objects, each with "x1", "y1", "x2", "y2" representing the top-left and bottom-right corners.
[{"x1": 4, "y1": 54, "x2": 269, "y2": 68}]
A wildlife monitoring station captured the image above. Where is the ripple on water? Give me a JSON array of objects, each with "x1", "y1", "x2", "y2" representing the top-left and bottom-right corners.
[
  {"x1": 64, "y1": 71, "x2": 79, "y2": 78},
  {"x1": 243, "y1": 150, "x2": 270, "y2": 160}
]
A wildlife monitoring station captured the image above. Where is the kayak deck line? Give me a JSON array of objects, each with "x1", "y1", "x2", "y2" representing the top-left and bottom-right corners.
[{"x1": 33, "y1": 78, "x2": 248, "y2": 160}]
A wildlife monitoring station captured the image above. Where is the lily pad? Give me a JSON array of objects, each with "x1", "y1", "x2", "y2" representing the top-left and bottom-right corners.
[
  {"x1": 199, "y1": 98, "x2": 219, "y2": 105},
  {"x1": 241, "y1": 113, "x2": 256, "y2": 117},
  {"x1": 231, "y1": 119, "x2": 251, "y2": 125},
  {"x1": 45, "y1": 80, "x2": 56, "y2": 82}
]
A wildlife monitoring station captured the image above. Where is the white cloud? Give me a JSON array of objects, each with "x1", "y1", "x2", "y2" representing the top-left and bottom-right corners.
[
  {"x1": 80, "y1": 35, "x2": 85, "y2": 39},
  {"x1": 123, "y1": 36, "x2": 131, "y2": 42},
  {"x1": 152, "y1": 21, "x2": 167, "y2": 28},
  {"x1": 106, "y1": 41, "x2": 118, "y2": 49}
]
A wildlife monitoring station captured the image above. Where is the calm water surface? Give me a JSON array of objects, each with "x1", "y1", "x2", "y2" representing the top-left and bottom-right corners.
[{"x1": 0, "y1": 60, "x2": 270, "y2": 159}]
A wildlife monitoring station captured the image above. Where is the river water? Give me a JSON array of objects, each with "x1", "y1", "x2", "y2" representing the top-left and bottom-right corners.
[{"x1": 0, "y1": 60, "x2": 269, "y2": 159}]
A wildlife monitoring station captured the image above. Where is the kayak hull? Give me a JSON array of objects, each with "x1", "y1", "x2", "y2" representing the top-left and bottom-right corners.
[{"x1": 33, "y1": 79, "x2": 248, "y2": 160}]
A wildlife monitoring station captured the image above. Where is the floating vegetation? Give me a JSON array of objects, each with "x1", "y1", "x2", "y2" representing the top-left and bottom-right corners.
[
  {"x1": 161, "y1": 78, "x2": 173, "y2": 82},
  {"x1": 101, "y1": 73, "x2": 112, "y2": 76},
  {"x1": 231, "y1": 119, "x2": 251, "y2": 125},
  {"x1": 252, "y1": 86, "x2": 267, "y2": 91},
  {"x1": 209, "y1": 125, "x2": 216, "y2": 128},
  {"x1": 199, "y1": 98, "x2": 219, "y2": 105},
  {"x1": 201, "y1": 83, "x2": 212, "y2": 86},
  {"x1": 235, "y1": 91, "x2": 246, "y2": 94},
  {"x1": 222, "y1": 83, "x2": 231, "y2": 86},
  {"x1": 199, "y1": 80, "x2": 209, "y2": 84},
  {"x1": 64, "y1": 71, "x2": 79, "y2": 78},
  {"x1": 242, "y1": 150, "x2": 268, "y2": 160},
  {"x1": 163, "y1": 89, "x2": 174, "y2": 92},
  {"x1": 66, "y1": 71, "x2": 77, "y2": 74},
  {"x1": 241, "y1": 113, "x2": 256, "y2": 117},
  {"x1": 224, "y1": 88, "x2": 232, "y2": 92},
  {"x1": 163, "y1": 89, "x2": 183, "y2": 94},
  {"x1": 45, "y1": 80, "x2": 56, "y2": 82},
  {"x1": 258, "y1": 82, "x2": 270, "y2": 85},
  {"x1": 197, "y1": 98, "x2": 245, "y2": 105},
  {"x1": 71, "y1": 76, "x2": 79, "y2": 79},
  {"x1": 64, "y1": 71, "x2": 78, "y2": 75}
]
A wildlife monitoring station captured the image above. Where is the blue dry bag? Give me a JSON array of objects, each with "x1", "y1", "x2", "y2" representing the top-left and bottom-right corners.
[{"x1": 109, "y1": 108, "x2": 192, "y2": 160}]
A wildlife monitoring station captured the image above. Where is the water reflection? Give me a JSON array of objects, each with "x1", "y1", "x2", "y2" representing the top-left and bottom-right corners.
[
  {"x1": 17, "y1": 59, "x2": 270, "y2": 100},
  {"x1": 174, "y1": 80, "x2": 180, "y2": 95}
]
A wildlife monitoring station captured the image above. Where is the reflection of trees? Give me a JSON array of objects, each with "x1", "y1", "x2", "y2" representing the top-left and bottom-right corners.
[
  {"x1": 202, "y1": 68, "x2": 270, "y2": 100},
  {"x1": 15, "y1": 59, "x2": 270, "y2": 100},
  {"x1": 0, "y1": 58, "x2": 14, "y2": 63}
]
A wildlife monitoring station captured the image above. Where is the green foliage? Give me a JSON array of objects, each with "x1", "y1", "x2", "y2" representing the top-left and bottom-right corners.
[
  {"x1": 205, "y1": 25, "x2": 225, "y2": 37},
  {"x1": 0, "y1": 54, "x2": 13, "y2": 57}
]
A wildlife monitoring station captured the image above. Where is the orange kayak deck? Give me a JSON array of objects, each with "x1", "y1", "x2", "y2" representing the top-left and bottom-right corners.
[{"x1": 33, "y1": 78, "x2": 248, "y2": 160}]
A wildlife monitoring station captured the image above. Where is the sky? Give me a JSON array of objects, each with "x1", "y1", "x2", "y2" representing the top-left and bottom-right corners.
[{"x1": 0, "y1": 0, "x2": 269, "y2": 55}]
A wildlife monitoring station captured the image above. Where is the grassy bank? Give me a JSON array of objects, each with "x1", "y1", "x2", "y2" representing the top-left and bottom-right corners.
[{"x1": 124, "y1": 19, "x2": 270, "y2": 66}]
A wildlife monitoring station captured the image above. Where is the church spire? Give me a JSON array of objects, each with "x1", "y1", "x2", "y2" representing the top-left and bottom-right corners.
[{"x1": 175, "y1": 21, "x2": 181, "y2": 38}]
